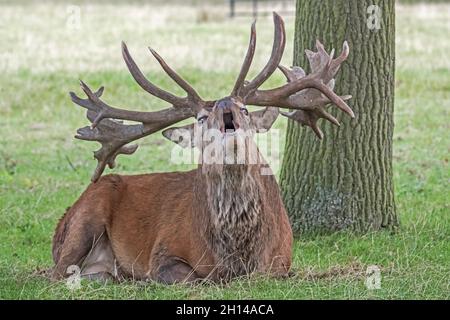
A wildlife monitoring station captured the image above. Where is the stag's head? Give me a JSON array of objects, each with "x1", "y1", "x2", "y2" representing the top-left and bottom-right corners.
[
  {"x1": 162, "y1": 95, "x2": 280, "y2": 166},
  {"x1": 70, "y1": 13, "x2": 354, "y2": 181}
]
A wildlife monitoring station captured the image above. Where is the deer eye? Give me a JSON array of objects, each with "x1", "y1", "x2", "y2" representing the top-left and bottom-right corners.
[
  {"x1": 240, "y1": 107, "x2": 249, "y2": 116},
  {"x1": 197, "y1": 115, "x2": 208, "y2": 124}
]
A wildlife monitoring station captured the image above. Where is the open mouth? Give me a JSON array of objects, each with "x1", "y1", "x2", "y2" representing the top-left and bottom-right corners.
[{"x1": 222, "y1": 112, "x2": 238, "y2": 134}]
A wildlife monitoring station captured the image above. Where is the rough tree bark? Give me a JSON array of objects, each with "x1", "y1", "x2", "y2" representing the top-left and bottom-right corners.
[{"x1": 280, "y1": 0, "x2": 398, "y2": 234}]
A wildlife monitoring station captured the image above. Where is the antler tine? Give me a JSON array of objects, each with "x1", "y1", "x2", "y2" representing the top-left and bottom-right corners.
[
  {"x1": 330, "y1": 41, "x2": 349, "y2": 66},
  {"x1": 148, "y1": 47, "x2": 204, "y2": 107},
  {"x1": 122, "y1": 42, "x2": 194, "y2": 109},
  {"x1": 278, "y1": 65, "x2": 305, "y2": 82},
  {"x1": 328, "y1": 41, "x2": 349, "y2": 81},
  {"x1": 231, "y1": 21, "x2": 257, "y2": 97},
  {"x1": 240, "y1": 12, "x2": 286, "y2": 97}
]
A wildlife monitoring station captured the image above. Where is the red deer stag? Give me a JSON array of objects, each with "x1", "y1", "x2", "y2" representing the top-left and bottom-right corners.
[{"x1": 52, "y1": 13, "x2": 354, "y2": 283}]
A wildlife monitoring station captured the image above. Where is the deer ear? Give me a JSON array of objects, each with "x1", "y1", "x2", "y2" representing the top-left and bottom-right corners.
[
  {"x1": 162, "y1": 123, "x2": 195, "y2": 148},
  {"x1": 250, "y1": 107, "x2": 279, "y2": 132}
]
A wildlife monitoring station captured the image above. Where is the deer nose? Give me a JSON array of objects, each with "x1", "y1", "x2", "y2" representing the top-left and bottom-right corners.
[
  {"x1": 216, "y1": 98, "x2": 233, "y2": 110},
  {"x1": 215, "y1": 99, "x2": 237, "y2": 132}
]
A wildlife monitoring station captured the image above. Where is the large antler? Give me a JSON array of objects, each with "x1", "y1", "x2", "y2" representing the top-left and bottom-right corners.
[
  {"x1": 71, "y1": 43, "x2": 209, "y2": 182},
  {"x1": 232, "y1": 13, "x2": 285, "y2": 99},
  {"x1": 232, "y1": 12, "x2": 354, "y2": 139},
  {"x1": 276, "y1": 46, "x2": 353, "y2": 139}
]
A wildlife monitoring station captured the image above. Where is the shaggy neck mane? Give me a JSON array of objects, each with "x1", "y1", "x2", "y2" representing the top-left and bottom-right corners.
[
  {"x1": 205, "y1": 165, "x2": 261, "y2": 226},
  {"x1": 195, "y1": 164, "x2": 266, "y2": 279}
]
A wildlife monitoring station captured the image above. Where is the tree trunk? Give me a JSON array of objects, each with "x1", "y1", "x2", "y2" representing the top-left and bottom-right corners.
[{"x1": 280, "y1": 0, "x2": 397, "y2": 234}]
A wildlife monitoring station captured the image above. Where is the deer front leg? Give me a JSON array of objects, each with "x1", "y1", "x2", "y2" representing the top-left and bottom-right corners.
[
  {"x1": 150, "y1": 255, "x2": 202, "y2": 284},
  {"x1": 52, "y1": 202, "x2": 111, "y2": 281}
]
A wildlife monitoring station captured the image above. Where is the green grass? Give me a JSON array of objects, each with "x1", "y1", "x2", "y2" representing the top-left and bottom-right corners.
[{"x1": 0, "y1": 2, "x2": 449, "y2": 299}]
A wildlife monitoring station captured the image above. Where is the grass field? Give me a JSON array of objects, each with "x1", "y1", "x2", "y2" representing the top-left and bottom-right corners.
[{"x1": 0, "y1": 1, "x2": 449, "y2": 299}]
